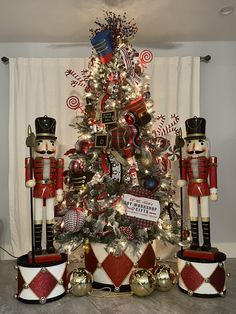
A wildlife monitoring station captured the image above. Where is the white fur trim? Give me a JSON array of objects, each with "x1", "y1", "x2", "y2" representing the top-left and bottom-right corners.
[
  {"x1": 25, "y1": 179, "x2": 36, "y2": 188},
  {"x1": 210, "y1": 188, "x2": 217, "y2": 194}
]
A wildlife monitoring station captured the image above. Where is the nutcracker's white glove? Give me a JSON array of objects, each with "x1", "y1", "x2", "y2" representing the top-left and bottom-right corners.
[
  {"x1": 25, "y1": 179, "x2": 36, "y2": 188},
  {"x1": 56, "y1": 189, "x2": 63, "y2": 202},
  {"x1": 210, "y1": 188, "x2": 218, "y2": 201},
  {"x1": 177, "y1": 179, "x2": 187, "y2": 188}
]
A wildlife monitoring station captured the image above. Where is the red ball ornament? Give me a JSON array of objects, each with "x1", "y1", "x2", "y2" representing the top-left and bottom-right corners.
[
  {"x1": 125, "y1": 112, "x2": 136, "y2": 125},
  {"x1": 182, "y1": 229, "x2": 190, "y2": 240},
  {"x1": 155, "y1": 137, "x2": 170, "y2": 151},
  {"x1": 63, "y1": 210, "x2": 86, "y2": 233},
  {"x1": 69, "y1": 158, "x2": 85, "y2": 174},
  {"x1": 75, "y1": 139, "x2": 92, "y2": 154}
]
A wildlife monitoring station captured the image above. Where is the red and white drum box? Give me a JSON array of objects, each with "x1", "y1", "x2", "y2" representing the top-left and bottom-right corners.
[
  {"x1": 16, "y1": 253, "x2": 68, "y2": 304},
  {"x1": 85, "y1": 242, "x2": 156, "y2": 292},
  {"x1": 177, "y1": 250, "x2": 227, "y2": 297}
]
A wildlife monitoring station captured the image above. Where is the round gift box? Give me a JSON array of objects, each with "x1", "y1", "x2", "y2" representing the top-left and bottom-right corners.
[
  {"x1": 177, "y1": 250, "x2": 226, "y2": 297},
  {"x1": 85, "y1": 242, "x2": 156, "y2": 292},
  {"x1": 16, "y1": 253, "x2": 68, "y2": 304}
]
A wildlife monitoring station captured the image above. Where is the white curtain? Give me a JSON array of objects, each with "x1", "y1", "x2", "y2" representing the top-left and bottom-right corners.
[
  {"x1": 147, "y1": 56, "x2": 200, "y2": 131},
  {"x1": 9, "y1": 57, "x2": 200, "y2": 257}
]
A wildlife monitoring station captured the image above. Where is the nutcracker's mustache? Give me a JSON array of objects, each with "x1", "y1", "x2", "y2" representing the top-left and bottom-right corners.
[
  {"x1": 36, "y1": 150, "x2": 54, "y2": 155},
  {"x1": 187, "y1": 150, "x2": 203, "y2": 155}
]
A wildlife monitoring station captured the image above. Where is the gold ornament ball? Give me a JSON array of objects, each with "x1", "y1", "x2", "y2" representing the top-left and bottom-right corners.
[
  {"x1": 69, "y1": 268, "x2": 93, "y2": 297},
  {"x1": 140, "y1": 156, "x2": 153, "y2": 168},
  {"x1": 83, "y1": 238, "x2": 90, "y2": 254},
  {"x1": 154, "y1": 264, "x2": 177, "y2": 292},
  {"x1": 129, "y1": 269, "x2": 156, "y2": 297},
  {"x1": 162, "y1": 221, "x2": 173, "y2": 232},
  {"x1": 83, "y1": 243, "x2": 90, "y2": 254}
]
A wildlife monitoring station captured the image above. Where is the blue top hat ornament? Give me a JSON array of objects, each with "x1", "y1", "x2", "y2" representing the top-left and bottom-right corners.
[{"x1": 91, "y1": 29, "x2": 113, "y2": 64}]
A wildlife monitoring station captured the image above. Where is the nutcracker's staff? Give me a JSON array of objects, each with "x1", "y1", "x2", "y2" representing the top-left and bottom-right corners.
[
  {"x1": 25, "y1": 125, "x2": 36, "y2": 263},
  {"x1": 175, "y1": 128, "x2": 185, "y2": 249}
]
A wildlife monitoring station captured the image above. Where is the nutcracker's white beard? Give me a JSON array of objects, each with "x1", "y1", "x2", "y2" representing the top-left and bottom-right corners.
[{"x1": 43, "y1": 158, "x2": 50, "y2": 180}]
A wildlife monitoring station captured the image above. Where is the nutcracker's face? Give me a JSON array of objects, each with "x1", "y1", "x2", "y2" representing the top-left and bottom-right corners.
[
  {"x1": 34, "y1": 139, "x2": 56, "y2": 157},
  {"x1": 186, "y1": 138, "x2": 209, "y2": 158}
]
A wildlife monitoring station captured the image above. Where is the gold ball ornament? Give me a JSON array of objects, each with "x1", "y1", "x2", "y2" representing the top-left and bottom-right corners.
[
  {"x1": 83, "y1": 238, "x2": 90, "y2": 254},
  {"x1": 69, "y1": 268, "x2": 93, "y2": 297},
  {"x1": 129, "y1": 269, "x2": 156, "y2": 297},
  {"x1": 154, "y1": 264, "x2": 177, "y2": 292},
  {"x1": 162, "y1": 221, "x2": 173, "y2": 232},
  {"x1": 140, "y1": 148, "x2": 153, "y2": 169},
  {"x1": 140, "y1": 156, "x2": 153, "y2": 168}
]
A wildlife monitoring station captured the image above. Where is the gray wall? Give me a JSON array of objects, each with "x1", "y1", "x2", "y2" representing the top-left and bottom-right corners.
[{"x1": 0, "y1": 42, "x2": 235, "y2": 259}]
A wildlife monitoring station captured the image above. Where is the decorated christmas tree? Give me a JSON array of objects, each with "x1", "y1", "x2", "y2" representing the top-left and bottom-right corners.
[{"x1": 55, "y1": 12, "x2": 182, "y2": 259}]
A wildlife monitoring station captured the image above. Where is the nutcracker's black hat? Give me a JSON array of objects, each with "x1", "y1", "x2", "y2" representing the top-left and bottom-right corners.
[
  {"x1": 185, "y1": 116, "x2": 206, "y2": 140},
  {"x1": 35, "y1": 116, "x2": 57, "y2": 140}
]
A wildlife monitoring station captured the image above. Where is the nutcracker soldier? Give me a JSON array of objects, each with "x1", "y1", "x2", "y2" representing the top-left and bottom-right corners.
[
  {"x1": 25, "y1": 116, "x2": 64, "y2": 255},
  {"x1": 177, "y1": 117, "x2": 227, "y2": 298},
  {"x1": 177, "y1": 117, "x2": 217, "y2": 251}
]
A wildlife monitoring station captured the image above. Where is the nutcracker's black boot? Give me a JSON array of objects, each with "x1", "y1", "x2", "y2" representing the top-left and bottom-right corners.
[
  {"x1": 201, "y1": 221, "x2": 211, "y2": 251},
  {"x1": 34, "y1": 224, "x2": 42, "y2": 255},
  {"x1": 46, "y1": 223, "x2": 55, "y2": 254},
  {"x1": 190, "y1": 220, "x2": 199, "y2": 250}
]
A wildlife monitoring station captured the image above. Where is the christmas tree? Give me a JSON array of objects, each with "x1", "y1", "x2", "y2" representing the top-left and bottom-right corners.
[{"x1": 56, "y1": 12, "x2": 182, "y2": 256}]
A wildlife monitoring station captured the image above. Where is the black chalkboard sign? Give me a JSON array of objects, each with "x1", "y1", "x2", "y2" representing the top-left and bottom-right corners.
[
  {"x1": 101, "y1": 111, "x2": 116, "y2": 124},
  {"x1": 95, "y1": 134, "x2": 108, "y2": 147}
]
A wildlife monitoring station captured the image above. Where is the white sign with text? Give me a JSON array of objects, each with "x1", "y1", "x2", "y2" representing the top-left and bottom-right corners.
[{"x1": 123, "y1": 193, "x2": 160, "y2": 222}]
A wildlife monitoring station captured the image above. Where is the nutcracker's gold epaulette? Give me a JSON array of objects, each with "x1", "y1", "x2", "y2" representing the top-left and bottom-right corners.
[{"x1": 209, "y1": 156, "x2": 217, "y2": 166}]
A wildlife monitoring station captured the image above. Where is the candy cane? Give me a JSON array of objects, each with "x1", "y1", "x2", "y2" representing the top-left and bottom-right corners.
[
  {"x1": 81, "y1": 69, "x2": 90, "y2": 82},
  {"x1": 156, "y1": 114, "x2": 166, "y2": 136},
  {"x1": 160, "y1": 114, "x2": 180, "y2": 136},
  {"x1": 65, "y1": 69, "x2": 87, "y2": 88}
]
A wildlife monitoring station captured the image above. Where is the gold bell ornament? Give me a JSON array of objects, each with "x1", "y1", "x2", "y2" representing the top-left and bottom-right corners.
[
  {"x1": 69, "y1": 267, "x2": 93, "y2": 296},
  {"x1": 154, "y1": 263, "x2": 177, "y2": 292},
  {"x1": 129, "y1": 268, "x2": 156, "y2": 297}
]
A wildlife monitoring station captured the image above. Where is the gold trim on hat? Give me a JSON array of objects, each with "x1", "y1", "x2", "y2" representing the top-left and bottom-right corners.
[
  {"x1": 36, "y1": 133, "x2": 56, "y2": 137},
  {"x1": 186, "y1": 133, "x2": 205, "y2": 137}
]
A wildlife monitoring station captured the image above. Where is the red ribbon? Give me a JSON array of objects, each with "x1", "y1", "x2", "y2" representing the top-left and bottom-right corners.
[
  {"x1": 101, "y1": 153, "x2": 110, "y2": 174},
  {"x1": 128, "y1": 125, "x2": 139, "y2": 147}
]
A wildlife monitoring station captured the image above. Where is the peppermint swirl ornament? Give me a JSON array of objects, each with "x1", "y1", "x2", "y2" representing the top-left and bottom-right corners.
[
  {"x1": 66, "y1": 96, "x2": 80, "y2": 110},
  {"x1": 140, "y1": 50, "x2": 153, "y2": 65}
]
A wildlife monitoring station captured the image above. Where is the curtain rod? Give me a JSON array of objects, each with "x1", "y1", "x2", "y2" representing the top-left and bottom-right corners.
[{"x1": 1, "y1": 55, "x2": 211, "y2": 64}]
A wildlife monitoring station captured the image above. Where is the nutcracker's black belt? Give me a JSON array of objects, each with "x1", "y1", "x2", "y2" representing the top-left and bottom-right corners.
[{"x1": 189, "y1": 179, "x2": 207, "y2": 183}]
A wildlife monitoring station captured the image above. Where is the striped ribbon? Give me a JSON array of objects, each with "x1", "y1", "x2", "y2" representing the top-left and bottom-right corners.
[{"x1": 119, "y1": 46, "x2": 141, "y2": 85}]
